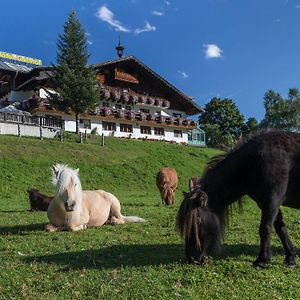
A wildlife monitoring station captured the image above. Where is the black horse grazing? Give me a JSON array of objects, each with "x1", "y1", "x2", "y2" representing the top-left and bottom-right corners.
[{"x1": 177, "y1": 130, "x2": 300, "y2": 268}]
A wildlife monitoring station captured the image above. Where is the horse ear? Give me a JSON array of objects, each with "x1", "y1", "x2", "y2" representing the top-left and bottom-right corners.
[
  {"x1": 189, "y1": 178, "x2": 194, "y2": 191},
  {"x1": 190, "y1": 188, "x2": 208, "y2": 208},
  {"x1": 52, "y1": 165, "x2": 60, "y2": 177}
]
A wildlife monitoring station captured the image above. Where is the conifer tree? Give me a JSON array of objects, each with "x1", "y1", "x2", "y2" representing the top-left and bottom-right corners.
[{"x1": 48, "y1": 11, "x2": 99, "y2": 134}]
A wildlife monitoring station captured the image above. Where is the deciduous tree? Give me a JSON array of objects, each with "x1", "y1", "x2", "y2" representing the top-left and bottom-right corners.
[
  {"x1": 260, "y1": 88, "x2": 300, "y2": 131},
  {"x1": 199, "y1": 97, "x2": 244, "y2": 147}
]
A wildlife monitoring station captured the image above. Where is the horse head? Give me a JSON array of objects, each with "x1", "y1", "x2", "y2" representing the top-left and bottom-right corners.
[
  {"x1": 176, "y1": 187, "x2": 222, "y2": 265},
  {"x1": 162, "y1": 184, "x2": 175, "y2": 205},
  {"x1": 51, "y1": 164, "x2": 82, "y2": 212}
]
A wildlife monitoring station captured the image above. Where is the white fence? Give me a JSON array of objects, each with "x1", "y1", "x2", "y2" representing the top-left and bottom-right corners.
[{"x1": 0, "y1": 112, "x2": 62, "y2": 139}]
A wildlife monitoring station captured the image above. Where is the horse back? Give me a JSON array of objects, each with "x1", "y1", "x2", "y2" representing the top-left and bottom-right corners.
[
  {"x1": 82, "y1": 190, "x2": 117, "y2": 226},
  {"x1": 236, "y1": 131, "x2": 300, "y2": 206},
  {"x1": 156, "y1": 167, "x2": 178, "y2": 190}
]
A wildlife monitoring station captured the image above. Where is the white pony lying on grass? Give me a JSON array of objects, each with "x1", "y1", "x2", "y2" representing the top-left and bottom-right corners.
[{"x1": 46, "y1": 164, "x2": 145, "y2": 232}]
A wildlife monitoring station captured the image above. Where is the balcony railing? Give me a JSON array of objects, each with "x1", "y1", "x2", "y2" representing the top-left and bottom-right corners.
[
  {"x1": 99, "y1": 86, "x2": 170, "y2": 108},
  {"x1": 0, "y1": 112, "x2": 62, "y2": 128},
  {"x1": 94, "y1": 106, "x2": 196, "y2": 127}
]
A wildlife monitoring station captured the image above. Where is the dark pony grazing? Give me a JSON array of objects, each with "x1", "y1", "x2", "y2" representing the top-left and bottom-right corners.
[
  {"x1": 177, "y1": 130, "x2": 300, "y2": 268},
  {"x1": 28, "y1": 189, "x2": 53, "y2": 211}
]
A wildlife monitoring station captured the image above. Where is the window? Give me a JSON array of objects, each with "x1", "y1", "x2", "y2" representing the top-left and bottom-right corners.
[
  {"x1": 154, "y1": 127, "x2": 164, "y2": 136},
  {"x1": 102, "y1": 121, "x2": 116, "y2": 131},
  {"x1": 174, "y1": 130, "x2": 182, "y2": 138},
  {"x1": 140, "y1": 126, "x2": 151, "y2": 134},
  {"x1": 140, "y1": 108, "x2": 150, "y2": 114},
  {"x1": 80, "y1": 119, "x2": 91, "y2": 129},
  {"x1": 120, "y1": 123, "x2": 133, "y2": 133},
  {"x1": 173, "y1": 113, "x2": 182, "y2": 118}
]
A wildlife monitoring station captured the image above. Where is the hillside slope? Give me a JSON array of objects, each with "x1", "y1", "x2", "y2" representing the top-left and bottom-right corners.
[{"x1": 0, "y1": 135, "x2": 219, "y2": 211}]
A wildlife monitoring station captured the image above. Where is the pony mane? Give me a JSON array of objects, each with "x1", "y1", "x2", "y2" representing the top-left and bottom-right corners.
[
  {"x1": 51, "y1": 164, "x2": 82, "y2": 197},
  {"x1": 176, "y1": 190, "x2": 222, "y2": 253}
]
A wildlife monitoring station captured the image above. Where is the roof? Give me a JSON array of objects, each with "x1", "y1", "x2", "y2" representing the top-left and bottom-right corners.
[
  {"x1": 0, "y1": 60, "x2": 33, "y2": 73},
  {"x1": 0, "y1": 105, "x2": 31, "y2": 115},
  {"x1": 93, "y1": 55, "x2": 204, "y2": 115},
  {"x1": 15, "y1": 69, "x2": 49, "y2": 91}
]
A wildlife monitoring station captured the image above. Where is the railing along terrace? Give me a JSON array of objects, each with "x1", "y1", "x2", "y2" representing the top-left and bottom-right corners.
[
  {"x1": 99, "y1": 86, "x2": 171, "y2": 108},
  {"x1": 95, "y1": 106, "x2": 196, "y2": 127},
  {"x1": 0, "y1": 112, "x2": 62, "y2": 128}
]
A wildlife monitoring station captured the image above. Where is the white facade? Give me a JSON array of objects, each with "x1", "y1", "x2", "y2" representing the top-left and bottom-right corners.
[{"x1": 34, "y1": 110, "x2": 190, "y2": 144}]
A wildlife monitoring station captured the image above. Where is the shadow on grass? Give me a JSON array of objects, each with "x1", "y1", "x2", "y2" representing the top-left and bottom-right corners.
[
  {"x1": 123, "y1": 203, "x2": 160, "y2": 207},
  {"x1": 0, "y1": 223, "x2": 46, "y2": 234},
  {"x1": 0, "y1": 210, "x2": 30, "y2": 213},
  {"x1": 24, "y1": 243, "x2": 183, "y2": 269},
  {"x1": 23, "y1": 243, "x2": 287, "y2": 270}
]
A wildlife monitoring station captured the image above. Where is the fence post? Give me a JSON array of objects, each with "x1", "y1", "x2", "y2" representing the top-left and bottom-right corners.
[
  {"x1": 85, "y1": 129, "x2": 87, "y2": 140},
  {"x1": 39, "y1": 126, "x2": 43, "y2": 140},
  {"x1": 17, "y1": 124, "x2": 21, "y2": 137},
  {"x1": 101, "y1": 133, "x2": 105, "y2": 146},
  {"x1": 60, "y1": 129, "x2": 63, "y2": 142},
  {"x1": 79, "y1": 132, "x2": 83, "y2": 143}
]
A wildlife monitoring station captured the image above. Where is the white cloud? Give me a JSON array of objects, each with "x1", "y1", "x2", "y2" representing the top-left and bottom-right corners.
[
  {"x1": 96, "y1": 5, "x2": 130, "y2": 32},
  {"x1": 134, "y1": 21, "x2": 156, "y2": 35},
  {"x1": 164, "y1": 0, "x2": 171, "y2": 5},
  {"x1": 178, "y1": 70, "x2": 188, "y2": 79},
  {"x1": 203, "y1": 44, "x2": 223, "y2": 59},
  {"x1": 152, "y1": 10, "x2": 164, "y2": 16}
]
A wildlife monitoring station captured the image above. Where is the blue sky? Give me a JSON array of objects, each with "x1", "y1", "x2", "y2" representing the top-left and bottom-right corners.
[{"x1": 2, "y1": 0, "x2": 300, "y2": 121}]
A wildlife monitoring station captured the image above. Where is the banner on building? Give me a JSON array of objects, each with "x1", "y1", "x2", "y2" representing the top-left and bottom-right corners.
[{"x1": 0, "y1": 51, "x2": 42, "y2": 66}]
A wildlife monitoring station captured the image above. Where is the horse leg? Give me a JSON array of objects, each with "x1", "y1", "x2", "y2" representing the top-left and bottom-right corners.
[
  {"x1": 273, "y1": 209, "x2": 296, "y2": 267},
  {"x1": 253, "y1": 204, "x2": 279, "y2": 268},
  {"x1": 45, "y1": 223, "x2": 65, "y2": 232},
  {"x1": 110, "y1": 216, "x2": 125, "y2": 225},
  {"x1": 68, "y1": 223, "x2": 87, "y2": 231},
  {"x1": 109, "y1": 198, "x2": 125, "y2": 225}
]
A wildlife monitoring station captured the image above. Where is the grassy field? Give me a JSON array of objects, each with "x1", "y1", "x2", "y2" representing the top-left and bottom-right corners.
[{"x1": 1, "y1": 134, "x2": 300, "y2": 299}]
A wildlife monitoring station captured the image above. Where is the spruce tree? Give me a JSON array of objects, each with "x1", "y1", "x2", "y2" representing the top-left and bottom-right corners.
[{"x1": 48, "y1": 10, "x2": 99, "y2": 134}]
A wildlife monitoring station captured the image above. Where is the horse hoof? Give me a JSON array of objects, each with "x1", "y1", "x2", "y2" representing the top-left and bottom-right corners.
[
  {"x1": 190, "y1": 256, "x2": 208, "y2": 266},
  {"x1": 253, "y1": 260, "x2": 268, "y2": 269},
  {"x1": 285, "y1": 259, "x2": 296, "y2": 268}
]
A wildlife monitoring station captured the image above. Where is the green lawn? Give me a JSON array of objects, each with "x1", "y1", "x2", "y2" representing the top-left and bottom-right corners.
[{"x1": 0, "y1": 135, "x2": 300, "y2": 299}]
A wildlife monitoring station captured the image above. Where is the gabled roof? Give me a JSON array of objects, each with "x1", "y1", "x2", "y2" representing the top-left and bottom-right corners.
[
  {"x1": 0, "y1": 60, "x2": 33, "y2": 73},
  {"x1": 93, "y1": 55, "x2": 203, "y2": 115}
]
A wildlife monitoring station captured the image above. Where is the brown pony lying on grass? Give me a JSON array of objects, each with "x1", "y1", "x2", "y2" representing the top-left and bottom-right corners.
[
  {"x1": 28, "y1": 189, "x2": 53, "y2": 211},
  {"x1": 156, "y1": 167, "x2": 178, "y2": 205}
]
